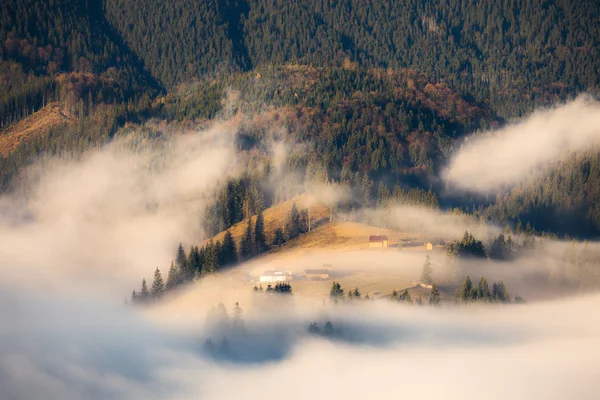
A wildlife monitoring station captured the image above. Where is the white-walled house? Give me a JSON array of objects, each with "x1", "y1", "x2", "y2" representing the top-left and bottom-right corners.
[{"x1": 259, "y1": 270, "x2": 292, "y2": 283}]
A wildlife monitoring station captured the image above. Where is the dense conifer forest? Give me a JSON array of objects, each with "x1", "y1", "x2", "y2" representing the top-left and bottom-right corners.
[{"x1": 2, "y1": 0, "x2": 600, "y2": 237}]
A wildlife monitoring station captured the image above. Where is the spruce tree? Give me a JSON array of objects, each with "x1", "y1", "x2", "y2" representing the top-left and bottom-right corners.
[
  {"x1": 429, "y1": 283, "x2": 440, "y2": 305},
  {"x1": 459, "y1": 276, "x2": 473, "y2": 303},
  {"x1": 254, "y1": 209, "x2": 267, "y2": 254},
  {"x1": 401, "y1": 289, "x2": 412, "y2": 304},
  {"x1": 166, "y1": 261, "x2": 181, "y2": 289},
  {"x1": 139, "y1": 278, "x2": 150, "y2": 303},
  {"x1": 420, "y1": 254, "x2": 433, "y2": 285},
  {"x1": 175, "y1": 243, "x2": 187, "y2": 268},
  {"x1": 477, "y1": 277, "x2": 491, "y2": 302},
  {"x1": 231, "y1": 302, "x2": 245, "y2": 332},
  {"x1": 329, "y1": 281, "x2": 344, "y2": 300},
  {"x1": 184, "y1": 246, "x2": 200, "y2": 282},
  {"x1": 273, "y1": 282, "x2": 293, "y2": 294},
  {"x1": 288, "y1": 201, "x2": 300, "y2": 239},
  {"x1": 240, "y1": 217, "x2": 254, "y2": 260},
  {"x1": 273, "y1": 228, "x2": 285, "y2": 246},
  {"x1": 131, "y1": 290, "x2": 138, "y2": 304},
  {"x1": 151, "y1": 267, "x2": 164, "y2": 300},
  {"x1": 203, "y1": 241, "x2": 218, "y2": 275},
  {"x1": 221, "y1": 230, "x2": 238, "y2": 266}
]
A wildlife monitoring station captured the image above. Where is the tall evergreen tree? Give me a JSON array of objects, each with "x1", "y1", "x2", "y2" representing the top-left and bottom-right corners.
[
  {"x1": 459, "y1": 276, "x2": 474, "y2": 303},
  {"x1": 477, "y1": 277, "x2": 491, "y2": 302},
  {"x1": 240, "y1": 217, "x2": 254, "y2": 260},
  {"x1": 203, "y1": 241, "x2": 219, "y2": 275},
  {"x1": 176, "y1": 243, "x2": 187, "y2": 268},
  {"x1": 273, "y1": 228, "x2": 285, "y2": 246},
  {"x1": 184, "y1": 246, "x2": 200, "y2": 281},
  {"x1": 288, "y1": 201, "x2": 301, "y2": 239},
  {"x1": 254, "y1": 209, "x2": 267, "y2": 254},
  {"x1": 429, "y1": 283, "x2": 440, "y2": 305},
  {"x1": 329, "y1": 281, "x2": 344, "y2": 300},
  {"x1": 221, "y1": 230, "x2": 238, "y2": 266},
  {"x1": 420, "y1": 254, "x2": 433, "y2": 285},
  {"x1": 151, "y1": 267, "x2": 164, "y2": 300},
  {"x1": 139, "y1": 278, "x2": 150, "y2": 303},
  {"x1": 166, "y1": 261, "x2": 181, "y2": 289}
]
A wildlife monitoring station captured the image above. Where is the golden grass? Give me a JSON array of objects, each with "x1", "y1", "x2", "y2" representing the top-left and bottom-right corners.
[{"x1": 0, "y1": 102, "x2": 71, "y2": 156}]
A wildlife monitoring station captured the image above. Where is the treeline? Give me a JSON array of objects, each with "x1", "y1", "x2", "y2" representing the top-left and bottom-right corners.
[
  {"x1": 458, "y1": 276, "x2": 523, "y2": 304},
  {"x1": 0, "y1": 0, "x2": 156, "y2": 127},
  {"x1": 129, "y1": 201, "x2": 311, "y2": 304},
  {"x1": 103, "y1": 0, "x2": 600, "y2": 117},
  {"x1": 483, "y1": 152, "x2": 600, "y2": 238},
  {"x1": 448, "y1": 230, "x2": 537, "y2": 261}
]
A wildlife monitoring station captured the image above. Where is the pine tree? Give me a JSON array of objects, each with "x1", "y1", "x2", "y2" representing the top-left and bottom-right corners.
[
  {"x1": 273, "y1": 282, "x2": 293, "y2": 294},
  {"x1": 166, "y1": 261, "x2": 181, "y2": 289},
  {"x1": 131, "y1": 290, "x2": 138, "y2": 304},
  {"x1": 273, "y1": 228, "x2": 285, "y2": 246},
  {"x1": 401, "y1": 289, "x2": 412, "y2": 304},
  {"x1": 184, "y1": 246, "x2": 200, "y2": 281},
  {"x1": 429, "y1": 283, "x2": 440, "y2": 305},
  {"x1": 231, "y1": 302, "x2": 245, "y2": 332},
  {"x1": 254, "y1": 209, "x2": 267, "y2": 254},
  {"x1": 420, "y1": 254, "x2": 433, "y2": 284},
  {"x1": 139, "y1": 278, "x2": 150, "y2": 303},
  {"x1": 203, "y1": 241, "x2": 218, "y2": 275},
  {"x1": 240, "y1": 217, "x2": 254, "y2": 260},
  {"x1": 288, "y1": 201, "x2": 300, "y2": 239},
  {"x1": 151, "y1": 267, "x2": 164, "y2": 300},
  {"x1": 329, "y1": 281, "x2": 344, "y2": 300},
  {"x1": 221, "y1": 230, "x2": 238, "y2": 266},
  {"x1": 459, "y1": 276, "x2": 473, "y2": 303},
  {"x1": 477, "y1": 277, "x2": 491, "y2": 302},
  {"x1": 176, "y1": 243, "x2": 187, "y2": 268}
]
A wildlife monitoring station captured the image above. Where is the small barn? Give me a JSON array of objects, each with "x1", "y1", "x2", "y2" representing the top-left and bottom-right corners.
[
  {"x1": 425, "y1": 242, "x2": 433, "y2": 250},
  {"x1": 259, "y1": 270, "x2": 292, "y2": 283},
  {"x1": 305, "y1": 269, "x2": 330, "y2": 281},
  {"x1": 369, "y1": 235, "x2": 389, "y2": 248}
]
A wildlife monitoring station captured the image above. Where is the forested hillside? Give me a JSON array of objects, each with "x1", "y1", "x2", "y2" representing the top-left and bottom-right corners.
[
  {"x1": 105, "y1": 0, "x2": 600, "y2": 117},
  {"x1": 0, "y1": 0, "x2": 156, "y2": 128},
  {"x1": 2, "y1": 0, "x2": 600, "y2": 238}
]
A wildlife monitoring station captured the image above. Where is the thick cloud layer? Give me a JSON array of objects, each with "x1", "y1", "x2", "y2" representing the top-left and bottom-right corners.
[
  {"x1": 445, "y1": 95, "x2": 600, "y2": 193},
  {"x1": 1, "y1": 107, "x2": 599, "y2": 399},
  {"x1": 2, "y1": 287, "x2": 599, "y2": 400},
  {"x1": 0, "y1": 120, "x2": 239, "y2": 297}
]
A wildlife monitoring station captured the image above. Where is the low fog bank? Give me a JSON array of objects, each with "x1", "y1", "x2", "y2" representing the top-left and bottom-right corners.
[
  {"x1": 1, "y1": 286, "x2": 599, "y2": 400},
  {"x1": 361, "y1": 205, "x2": 501, "y2": 241},
  {"x1": 0, "y1": 119, "x2": 240, "y2": 297},
  {"x1": 445, "y1": 95, "x2": 600, "y2": 193}
]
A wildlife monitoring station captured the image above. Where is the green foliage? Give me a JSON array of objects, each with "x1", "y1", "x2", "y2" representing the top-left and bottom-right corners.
[
  {"x1": 220, "y1": 230, "x2": 238, "y2": 267},
  {"x1": 459, "y1": 276, "x2": 474, "y2": 303},
  {"x1": 429, "y1": 283, "x2": 440, "y2": 305},
  {"x1": 254, "y1": 209, "x2": 267, "y2": 254},
  {"x1": 240, "y1": 217, "x2": 254, "y2": 260},
  {"x1": 391, "y1": 289, "x2": 413, "y2": 304},
  {"x1": 165, "y1": 261, "x2": 181, "y2": 289},
  {"x1": 151, "y1": 267, "x2": 164, "y2": 299},
  {"x1": 287, "y1": 201, "x2": 301, "y2": 240},
  {"x1": 420, "y1": 254, "x2": 434, "y2": 285},
  {"x1": 329, "y1": 281, "x2": 344, "y2": 300},
  {"x1": 271, "y1": 282, "x2": 293, "y2": 295},
  {"x1": 138, "y1": 278, "x2": 150, "y2": 304},
  {"x1": 453, "y1": 231, "x2": 487, "y2": 258},
  {"x1": 347, "y1": 287, "x2": 361, "y2": 300},
  {"x1": 272, "y1": 228, "x2": 285, "y2": 247}
]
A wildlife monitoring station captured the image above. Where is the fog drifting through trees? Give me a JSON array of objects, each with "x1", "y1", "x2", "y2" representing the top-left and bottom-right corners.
[{"x1": 1, "y1": 105, "x2": 600, "y2": 399}]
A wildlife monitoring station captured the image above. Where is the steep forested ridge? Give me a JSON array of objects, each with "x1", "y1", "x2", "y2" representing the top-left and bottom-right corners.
[
  {"x1": 104, "y1": 0, "x2": 600, "y2": 116},
  {"x1": 2, "y1": 0, "x2": 600, "y2": 238}
]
